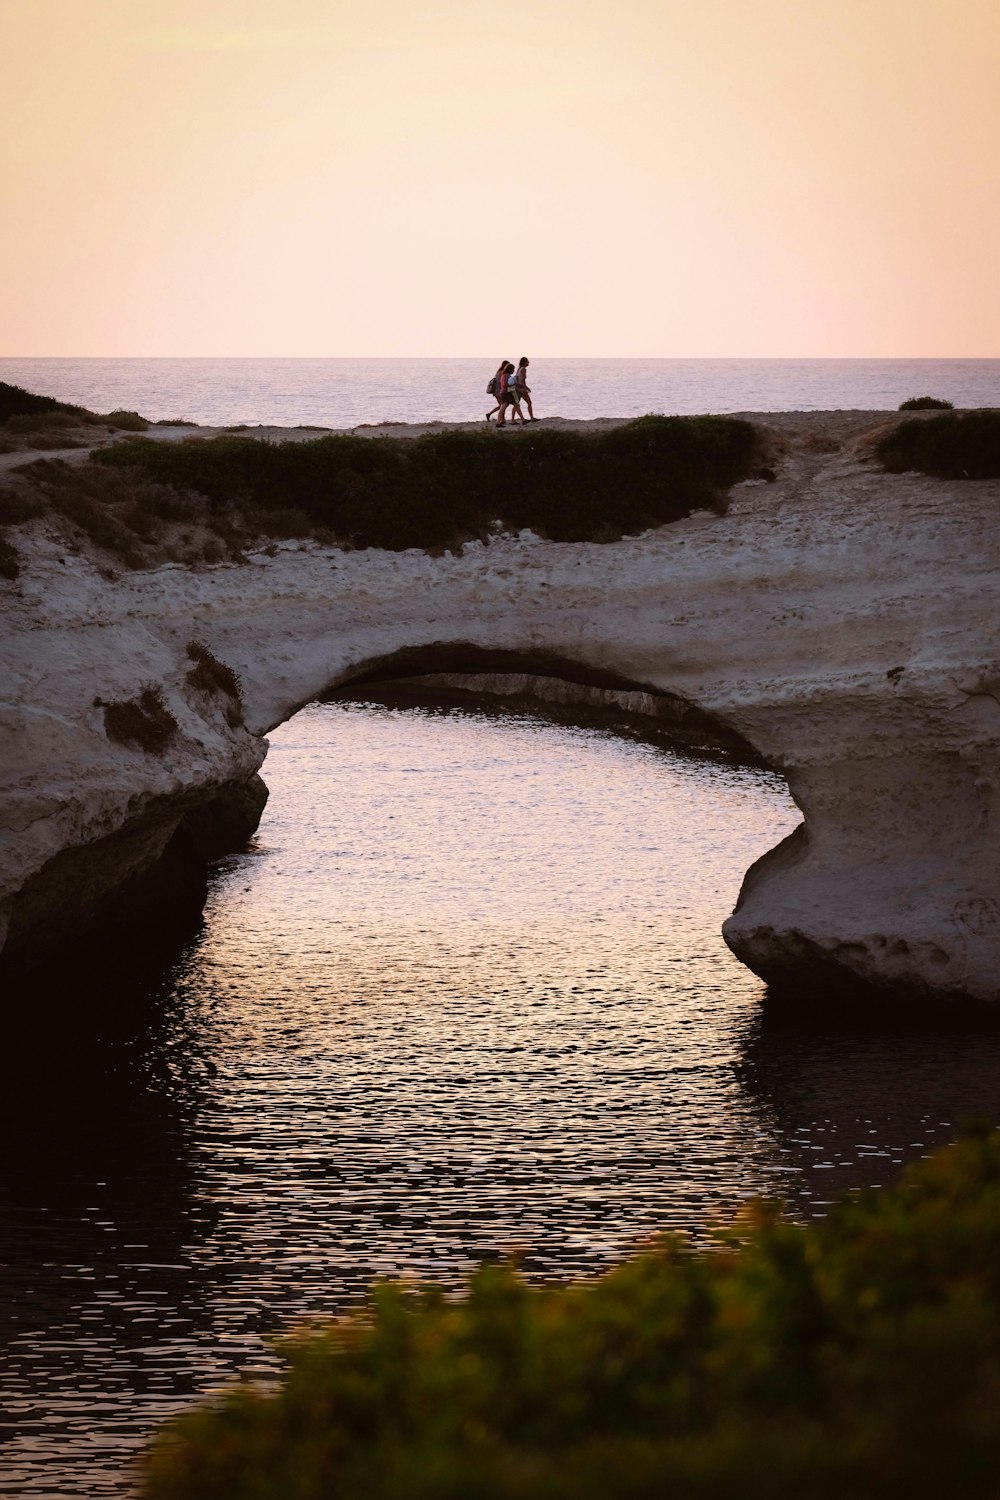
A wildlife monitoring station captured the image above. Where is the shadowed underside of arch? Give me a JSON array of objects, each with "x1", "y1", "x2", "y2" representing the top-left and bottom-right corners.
[{"x1": 319, "y1": 642, "x2": 769, "y2": 768}]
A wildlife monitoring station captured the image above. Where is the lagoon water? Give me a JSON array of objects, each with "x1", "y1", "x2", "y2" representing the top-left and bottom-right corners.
[
  {"x1": 5, "y1": 701, "x2": 1000, "y2": 1496},
  {"x1": 1, "y1": 356, "x2": 998, "y2": 428}
]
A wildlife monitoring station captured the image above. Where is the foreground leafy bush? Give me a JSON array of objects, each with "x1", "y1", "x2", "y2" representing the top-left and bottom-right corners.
[
  {"x1": 94, "y1": 416, "x2": 763, "y2": 550},
  {"x1": 877, "y1": 410, "x2": 1000, "y2": 478},
  {"x1": 146, "y1": 1126, "x2": 1000, "y2": 1499}
]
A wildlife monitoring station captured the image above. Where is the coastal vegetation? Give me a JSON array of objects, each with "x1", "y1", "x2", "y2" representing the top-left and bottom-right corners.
[
  {"x1": 0, "y1": 457, "x2": 233, "y2": 571},
  {"x1": 0, "y1": 407, "x2": 764, "y2": 571},
  {"x1": 144, "y1": 1125, "x2": 1000, "y2": 1500},
  {"x1": 185, "y1": 639, "x2": 245, "y2": 727},
  {"x1": 91, "y1": 416, "x2": 763, "y2": 551},
  {"x1": 103, "y1": 408, "x2": 150, "y2": 431},
  {"x1": 0, "y1": 531, "x2": 20, "y2": 579},
  {"x1": 8, "y1": 458, "x2": 156, "y2": 568},
  {"x1": 0, "y1": 378, "x2": 87, "y2": 424},
  {"x1": 898, "y1": 396, "x2": 954, "y2": 411},
  {"x1": 0, "y1": 486, "x2": 46, "y2": 579},
  {"x1": 0, "y1": 380, "x2": 148, "y2": 443},
  {"x1": 877, "y1": 410, "x2": 1000, "y2": 479},
  {"x1": 99, "y1": 684, "x2": 178, "y2": 753}
]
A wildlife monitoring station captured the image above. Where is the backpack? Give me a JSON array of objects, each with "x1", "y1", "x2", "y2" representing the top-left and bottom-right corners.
[{"x1": 487, "y1": 374, "x2": 500, "y2": 397}]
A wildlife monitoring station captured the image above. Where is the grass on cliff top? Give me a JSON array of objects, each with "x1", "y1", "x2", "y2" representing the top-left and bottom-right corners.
[
  {"x1": 146, "y1": 1125, "x2": 1000, "y2": 1500},
  {"x1": 877, "y1": 409, "x2": 1000, "y2": 479},
  {"x1": 93, "y1": 416, "x2": 764, "y2": 551},
  {"x1": 0, "y1": 382, "x2": 149, "y2": 444},
  {"x1": 0, "y1": 380, "x2": 88, "y2": 424},
  {"x1": 5, "y1": 457, "x2": 233, "y2": 572}
]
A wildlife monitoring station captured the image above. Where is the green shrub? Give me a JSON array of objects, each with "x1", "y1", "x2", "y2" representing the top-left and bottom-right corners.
[
  {"x1": 101, "y1": 685, "x2": 178, "y2": 753},
  {"x1": 0, "y1": 380, "x2": 87, "y2": 424},
  {"x1": 0, "y1": 488, "x2": 46, "y2": 525},
  {"x1": 137, "y1": 484, "x2": 211, "y2": 524},
  {"x1": 44, "y1": 482, "x2": 146, "y2": 566},
  {"x1": 877, "y1": 410, "x2": 1000, "y2": 479},
  {"x1": 898, "y1": 396, "x2": 954, "y2": 411},
  {"x1": 11, "y1": 458, "x2": 221, "y2": 565},
  {"x1": 201, "y1": 535, "x2": 228, "y2": 564},
  {"x1": 0, "y1": 531, "x2": 19, "y2": 580},
  {"x1": 94, "y1": 416, "x2": 763, "y2": 552},
  {"x1": 185, "y1": 640, "x2": 244, "y2": 725},
  {"x1": 144, "y1": 1126, "x2": 1000, "y2": 1500},
  {"x1": 3, "y1": 409, "x2": 82, "y2": 433},
  {"x1": 101, "y1": 408, "x2": 149, "y2": 432},
  {"x1": 118, "y1": 498, "x2": 157, "y2": 541},
  {"x1": 244, "y1": 502, "x2": 314, "y2": 539}
]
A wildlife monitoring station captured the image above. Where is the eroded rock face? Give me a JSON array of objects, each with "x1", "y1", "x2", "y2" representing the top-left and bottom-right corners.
[
  {"x1": 1, "y1": 411, "x2": 997, "y2": 1005},
  {"x1": 723, "y1": 741, "x2": 1000, "y2": 1006}
]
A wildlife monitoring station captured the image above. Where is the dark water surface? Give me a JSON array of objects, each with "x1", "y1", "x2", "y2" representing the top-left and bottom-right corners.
[{"x1": 3, "y1": 701, "x2": 1000, "y2": 1496}]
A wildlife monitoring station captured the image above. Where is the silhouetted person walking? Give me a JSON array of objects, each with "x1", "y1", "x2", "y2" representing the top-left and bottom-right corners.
[{"x1": 514, "y1": 357, "x2": 535, "y2": 420}]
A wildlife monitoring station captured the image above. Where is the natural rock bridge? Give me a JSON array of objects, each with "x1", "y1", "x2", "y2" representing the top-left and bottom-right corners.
[{"x1": 2, "y1": 412, "x2": 998, "y2": 1005}]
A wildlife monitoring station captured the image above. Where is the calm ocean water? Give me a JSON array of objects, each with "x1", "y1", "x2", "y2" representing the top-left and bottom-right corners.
[
  {"x1": 1, "y1": 357, "x2": 997, "y2": 428},
  {"x1": 5, "y1": 702, "x2": 1000, "y2": 1497}
]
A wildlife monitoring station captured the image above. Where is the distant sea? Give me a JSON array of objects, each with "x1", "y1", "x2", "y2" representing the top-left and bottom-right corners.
[{"x1": 0, "y1": 357, "x2": 997, "y2": 429}]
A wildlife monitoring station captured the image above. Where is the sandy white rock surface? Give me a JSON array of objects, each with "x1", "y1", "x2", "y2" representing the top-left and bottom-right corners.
[{"x1": 1, "y1": 411, "x2": 997, "y2": 1004}]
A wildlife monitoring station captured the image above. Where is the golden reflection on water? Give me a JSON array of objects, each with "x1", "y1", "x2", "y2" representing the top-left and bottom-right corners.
[
  {"x1": 25, "y1": 699, "x2": 1000, "y2": 1498},
  {"x1": 211, "y1": 701, "x2": 786, "y2": 971},
  {"x1": 187, "y1": 701, "x2": 803, "y2": 1296}
]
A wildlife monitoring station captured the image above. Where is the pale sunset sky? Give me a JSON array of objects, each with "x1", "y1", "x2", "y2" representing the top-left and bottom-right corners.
[{"x1": 2, "y1": 0, "x2": 997, "y2": 356}]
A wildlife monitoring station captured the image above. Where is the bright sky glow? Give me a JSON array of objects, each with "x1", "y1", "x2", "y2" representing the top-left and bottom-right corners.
[{"x1": 2, "y1": 0, "x2": 997, "y2": 355}]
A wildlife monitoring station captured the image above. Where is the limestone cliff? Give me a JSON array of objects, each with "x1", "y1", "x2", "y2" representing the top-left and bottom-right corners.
[{"x1": 1, "y1": 411, "x2": 997, "y2": 1005}]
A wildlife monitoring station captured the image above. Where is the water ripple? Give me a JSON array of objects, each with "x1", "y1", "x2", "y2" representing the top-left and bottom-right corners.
[{"x1": 4, "y1": 702, "x2": 1000, "y2": 1496}]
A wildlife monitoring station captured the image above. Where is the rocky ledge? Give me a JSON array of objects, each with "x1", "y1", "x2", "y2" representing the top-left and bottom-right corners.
[{"x1": 1, "y1": 410, "x2": 997, "y2": 1007}]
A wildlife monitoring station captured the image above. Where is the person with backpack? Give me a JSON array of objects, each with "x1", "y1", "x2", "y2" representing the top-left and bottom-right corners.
[
  {"x1": 496, "y1": 362, "x2": 530, "y2": 427},
  {"x1": 485, "y1": 361, "x2": 507, "y2": 422},
  {"x1": 499, "y1": 361, "x2": 527, "y2": 426},
  {"x1": 514, "y1": 356, "x2": 535, "y2": 421}
]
